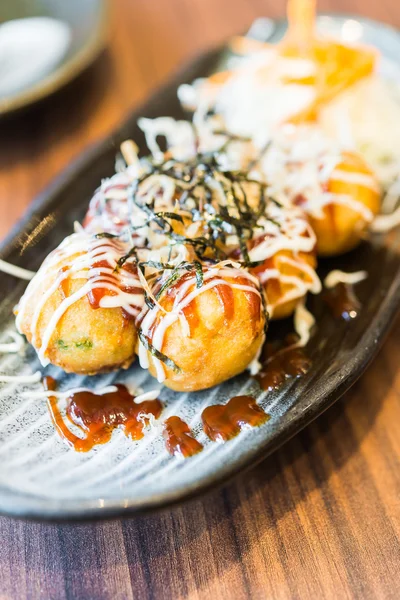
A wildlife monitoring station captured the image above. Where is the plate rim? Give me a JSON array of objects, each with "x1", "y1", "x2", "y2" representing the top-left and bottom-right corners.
[
  {"x1": 0, "y1": 0, "x2": 108, "y2": 117},
  {"x1": 1, "y1": 12, "x2": 400, "y2": 521}
]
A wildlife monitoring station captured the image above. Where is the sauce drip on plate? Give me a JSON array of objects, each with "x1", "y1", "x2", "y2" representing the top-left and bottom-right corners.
[
  {"x1": 44, "y1": 377, "x2": 162, "y2": 452},
  {"x1": 202, "y1": 395, "x2": 270, "y2": 442},
  {"x1": 256, "y1": 337, "x2": 312, "y2": 391},
  {"x1": 323, "y1": 282, "x2": 360, "y2": 321},
  {"x1": 163, "y1": 416, "x2": 203, "y2": 457}
]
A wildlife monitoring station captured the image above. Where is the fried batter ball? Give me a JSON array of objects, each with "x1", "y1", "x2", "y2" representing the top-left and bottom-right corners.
[
  {"x1": 251, "y1": 249, "x2": 318, "y2": 320},
  {"x1": 137, "y1": 267, "x2": 266, "y2": 391},
  {"x1": 241, "y1": 200, "x2": 320, "y2": 320},
  {"x1": 16, "y1": 234, "x2": 143, "y2": 375},
  {"x1": 310, "y1": 151, "x2": 381, "y2": 256},
  {"x1": 261, "y1": 127, "x2": 382, "y2": 258}
]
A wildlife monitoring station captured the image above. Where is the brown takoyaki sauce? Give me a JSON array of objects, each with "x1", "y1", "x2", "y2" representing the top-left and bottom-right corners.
[
  {"x1": 256, "y1": 337, "x2": 312, "y2": 391},
  {"x1": 323, "y1": 283, "x2": 360, "y2": 321},
  {"x1": 44, "y1": 377, "x2": 162, "y2": 452},
  {"x1": 87, "y1": 260, "x2": 141, "y2": 319},
  {"x1": 163, "y1": 416, "x2": 203, "y2": 457},
  {"x1": 161, "y1": 271, "x2": 236, "y2": 333},
  {"x1": 87, "y1": 259, "x2": 112, "y2": 309},
  {"x1": 202, "y1": 395, "x2": 270, "y2": 442}
]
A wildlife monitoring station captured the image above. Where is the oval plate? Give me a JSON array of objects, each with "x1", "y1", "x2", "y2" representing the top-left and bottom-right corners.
[
  {"x1": 0, "y1": 15, "x2": 400, "y2": 521},
  {"x1": 0, "y1": 0, "x2": 107, "y2": 117}
]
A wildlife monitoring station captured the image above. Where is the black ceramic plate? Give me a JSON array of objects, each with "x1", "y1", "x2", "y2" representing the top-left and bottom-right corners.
[{"x1": 0, "y1": 15, "x2": 400, "y2": 521}]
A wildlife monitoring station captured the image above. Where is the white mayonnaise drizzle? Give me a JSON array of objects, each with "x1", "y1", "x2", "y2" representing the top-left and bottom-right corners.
[
  {"x1": 83, "y1": 167, "x2": 141, "y2": 235},
  {"x1": 370, "y1": 205, "x2": 400, "y2": 232},
  {"x1": 21, "y1": 385, "x2": 119, "y2": 400},
  {"x1": 324, "y1": 270, "x2": 367, "y2": 289},
  {"x1": 20, "y1": 383, "x2": 159, "y2": 405},
  {"x1": 260, "y1": 125, "x2": 378, "y2": 223},
  {"x1": 294, "y1": 301, "x2": 315, "y2": 348},
  {"x1": 15, "y1": 232, "x2": 144, "y2": 366},
  {"x1": 134, "y1": 389, "x2": 161, "y2": 403},
  {"x1": 238, "y1": 202, "x2": 321, "y2": 314},
  {"x1": 0, "y1": 259, "x2": 36, "y2": 280},
  {"x1": 0, "y1": 371, "x2": 41, "y2": 384},
  {"x1": 330, "y1": 169, "x2": 379, "y2": 192},
  {"x1": 381, "y1": 176, "x2": 400, "y2": 213},
  {"x1": 0, "y1": 331, "x2": 25, "y2": 354},
  {"x1": 261, "y1": 299, "x2": 316, "y2": 368},
  {"x1": 248, "y1": 332, "x2": 265, "y2": 376}
]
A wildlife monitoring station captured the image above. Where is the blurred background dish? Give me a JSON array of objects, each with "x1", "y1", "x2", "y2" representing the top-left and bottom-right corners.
[{"x1": 0, "y1": 0, "x2": 107, "y2": 117}]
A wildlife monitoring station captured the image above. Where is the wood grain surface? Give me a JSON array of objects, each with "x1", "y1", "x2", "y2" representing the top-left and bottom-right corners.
[{"x1": 0, "y1": 0, "x2": 400, "y2": 598}]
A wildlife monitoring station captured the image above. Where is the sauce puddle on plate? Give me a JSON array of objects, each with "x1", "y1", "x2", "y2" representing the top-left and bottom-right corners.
[
  {"x1": 163, "y1": 416, "x2": 203, "y2": 457},
  {"x1": 44, "y1": 377, "x2": 163, "y2": 452},
  {"x1": 202, "y1": 395, "x2": 270, "y2": 442},
  {"x1": 323, "y1": 282, "x2": 360, "y2": 321},
  {"x1": 44, "y1": 381, "x2": 271, "y2": 456},
  {"x1": 256, "y1": 337, "x2": 312, "y2": 391}
]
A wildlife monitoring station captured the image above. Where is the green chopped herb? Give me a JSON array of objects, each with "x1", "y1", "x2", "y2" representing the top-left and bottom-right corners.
[
  {"x1": 57, "y1": 339, "x2": 93, "y2": 350},
  {"x1": 75, "y1": 340, "x2": 93, "y2": 350},
  {"x1": 56, "y1": 339, "x2": 69, "y2": 350}
]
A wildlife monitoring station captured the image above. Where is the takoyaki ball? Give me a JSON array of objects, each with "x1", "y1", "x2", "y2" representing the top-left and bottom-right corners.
[
  {"x1": 251, "y1": 249, "x2": 318, "y2": 320},
  {"x1": 240, "y1": 203, "x2": 320, "y2": 320},
  {"x1": 138, "y1": 267, "x2": 266, "y2": 391},
  {"x1": 311, "y1": 151, "x2": 381, "y2": 256},
  {"x1": 15, "y1": 234, "x2": 143, "y2": 375}
]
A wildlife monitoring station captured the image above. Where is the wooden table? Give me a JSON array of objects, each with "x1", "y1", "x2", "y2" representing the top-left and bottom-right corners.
[{"x1": 0, "y1": 0, "x2": 399, "y2": 598}]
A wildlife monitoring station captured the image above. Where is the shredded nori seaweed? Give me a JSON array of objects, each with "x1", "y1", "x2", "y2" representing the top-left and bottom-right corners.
[
  {"x1": 99, "y1": 128, "x2": 280, "y2": 327},
  {"x1": 94, "y1": 232, "x2": 119, "y2": 239},
  {"x1": 138, "y1": 330, "x2": 181, "y2": 373},
  {"x1": 114, "y1": 247, "x2": 138, "y2": 271}
]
